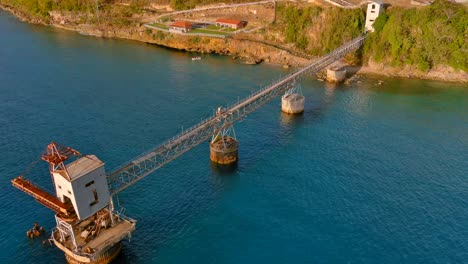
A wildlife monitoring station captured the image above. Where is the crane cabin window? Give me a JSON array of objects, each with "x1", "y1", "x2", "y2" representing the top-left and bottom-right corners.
[
  {"x1": 90, "y1": 189, "x2": 99, "y2": 206},
  {"x1": 85, "y1": 180, "x2": 95, "y2": 187}
]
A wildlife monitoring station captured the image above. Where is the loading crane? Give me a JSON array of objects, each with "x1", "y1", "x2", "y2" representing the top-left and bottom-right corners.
[{"x1": 11, "y1": 35, "x2": 365, "y2": 264}]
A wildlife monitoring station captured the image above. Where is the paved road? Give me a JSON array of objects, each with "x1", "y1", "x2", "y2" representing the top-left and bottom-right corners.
[{"x1": 152, "y1": 0, "x2": 276, "y2": 21}]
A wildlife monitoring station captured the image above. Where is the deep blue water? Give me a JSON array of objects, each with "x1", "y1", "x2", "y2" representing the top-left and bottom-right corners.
[{"x1": 1, "y1": 10, "x2": 468, "y2": 264}]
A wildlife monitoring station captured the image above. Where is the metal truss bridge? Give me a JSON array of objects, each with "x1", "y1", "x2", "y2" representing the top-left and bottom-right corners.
[{"x1": 107, "y1": 35, "x2": 366, "y2": 196}]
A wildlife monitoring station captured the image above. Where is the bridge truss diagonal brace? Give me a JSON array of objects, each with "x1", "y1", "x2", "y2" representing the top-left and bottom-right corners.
[
  {"x1": 211, "y1": 113, "x2": 237, "y2": 147},
  {"x1": 284, "y1": 79, "x2": 302, "y2": 96},
  {"x1": 107, "y1": 119, "x2": 223, "y2": 196}
]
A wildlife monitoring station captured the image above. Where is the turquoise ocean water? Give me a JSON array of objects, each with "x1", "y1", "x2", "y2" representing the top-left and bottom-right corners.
[{"x1": 0, "y1": 10, "x2": 467, "y2": 263}]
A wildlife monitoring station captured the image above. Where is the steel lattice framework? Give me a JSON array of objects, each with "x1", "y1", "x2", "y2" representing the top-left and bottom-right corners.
[{"x1": 107, "y1": 35, "x2": 366, "y2": 196}]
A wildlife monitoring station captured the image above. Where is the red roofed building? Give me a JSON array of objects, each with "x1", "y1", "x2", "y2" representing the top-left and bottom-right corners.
[
  {"x1": 169, "y1": 21, "x2": 192, "y2": 33},
  {"x1": 215, "y1": 19, "x2": 247, "y2": 30}
]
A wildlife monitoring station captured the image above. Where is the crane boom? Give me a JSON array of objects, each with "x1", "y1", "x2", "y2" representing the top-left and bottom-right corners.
[
  {"x1": 11, "y1": 176, "x2": 72, "y2": 215},
  {"x1": 106, "y1": 35, "x2": 366, "y2": 196}
]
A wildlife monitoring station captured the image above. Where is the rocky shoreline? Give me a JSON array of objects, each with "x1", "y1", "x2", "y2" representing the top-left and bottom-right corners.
[{"x1": 1, "y1": 4, "x2": 466, "y2": 84}]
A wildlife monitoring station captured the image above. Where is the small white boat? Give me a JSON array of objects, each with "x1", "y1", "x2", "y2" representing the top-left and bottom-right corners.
[{"x1": 192, "y1": 56, "x2": 201, "y2": 61}]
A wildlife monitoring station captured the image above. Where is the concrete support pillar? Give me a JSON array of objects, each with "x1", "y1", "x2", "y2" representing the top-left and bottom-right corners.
[
  {"x1": 210, "y1": 136, "x2": 238, "y2": 165},
  {"x1": 281, "y1": 93, "x2": 305, "y2": 114},
  {"x1": 326, "y1": 66, "x2": 347, "y2": 83},
  {"x1": 210, "y1": 116, "x2": 237, "y2": 165}
]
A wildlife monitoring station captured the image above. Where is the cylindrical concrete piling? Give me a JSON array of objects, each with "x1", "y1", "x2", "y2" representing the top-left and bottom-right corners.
[
  {"x1": 210, "y1": 136, "x2": 238, "y2": 165},
  {"x1": 326, "y1": 66, "x2": 347, "y2": 83},
  {"x1": 281, "y1": 93, "x2": 305, "y2": 114}
]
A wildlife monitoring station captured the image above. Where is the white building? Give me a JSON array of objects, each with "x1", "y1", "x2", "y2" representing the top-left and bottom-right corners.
[
  {"x1": 169, "y1": 21, "x2": 192, "y2": 33},
  {"x1": 52, "y1": 155, "x2": 110, "y2": 220},
  {"x1": 365, "y1": 1, "x2": 383, "y2": 32}
]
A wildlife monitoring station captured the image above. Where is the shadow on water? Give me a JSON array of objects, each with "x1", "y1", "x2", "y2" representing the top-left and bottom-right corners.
[
  {"x1": 210, "y1": 162, "x2": 240, "y2": 191},
  {"x1": 361, "y1": 75, "x2": 460, "y2": 95},
  {"x1": 205, "y1": 92, "x2": 335, "y2": 177},
  {"x1": 112, "y1": 188, "x2": 222, "y2": 263},
  {"x1": 279, "y1": 111, "x2": 305, "y2": 128},
  {"x1": 238, "y1": 82, "x2": 340, "y2": 171},
  {"x1": 345, "y1": 65, "x2": 362, "y2": 80},
  {"x1": 112, "y1": 248, "x2": 130, "y2": 264},
  {"x1": 113, "y1": 244, "x2": 139, "y2": 264},
  {"x1": 210, "y1": 161, "x2": 238, "y2": 176},
  {"x1": 280, "y1": 82, "x2": 338, "y2": 130},
  {"x1": 110, "y1": 162, "x2": 241, "y2": 263}
]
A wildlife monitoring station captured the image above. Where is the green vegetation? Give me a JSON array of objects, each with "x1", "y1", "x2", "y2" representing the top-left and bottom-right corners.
[
  {"x1": 275, "y1": 0, "x2": 466, "y2": 71},
  {"x1": 149, "y1": 22, "x2": 168, "y2": 29},
  {"x1": 169, "y1": 0, "x2": 253, "y2": 10},
  {"x1": 0, "y1": 0, "x2": 104, "y2": 18},
  {"x1": 0, "y1": 0, "x2": 144, "y2": 26},
  {"x1": 1, "y1": 0, "x2": 465, "y2": 72},
  {"x1": 221, "y1": 27, "x2": 237, "y2": 32},
  {"x1": 191, "y1": 36, "x2": 201, "y2": 44},
  {"x1": 276, "y1": 4, "x2": 364, "y2": 54},
  {"x1": 154, "y1": 30, "x2": 167, "y2": 40},
  {"x1": 363, "y1": 0, "x2": 467, "y2": 71},
  {"x1": 1, "y1": 0, "x2": 69, "y2": 17},
  {"x1": 277, "y1": 5, "x2": 322, "y2": 50},
  {"x1": 314, "y1": 7, "x2": 364, "y2": 54},
  {"x1": 206, "y1": 25, "x2": 221, "y2": 30},
  {"x1": 190, "y1": 28, "x2": 229, "y2": 35},
  {"x1": 205, "y1": 25, "x2": 236, "y2": 32},
  {"x1": 160, "y1": 16, "x2": 171, "y2": 22}
]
